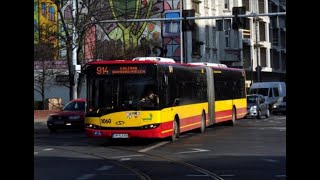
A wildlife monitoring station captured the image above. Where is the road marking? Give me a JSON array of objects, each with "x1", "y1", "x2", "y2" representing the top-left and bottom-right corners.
[
  {"x1": 96, "y1": 165, "x2": 113, "y2": 171},
  {"x1": 175, "y1": 148, "x2": 210, "y2": 154},
  {"x1": 119, "y1": 158, "x2": 131, "y2": 161},
  {"x1": 262, "y1": 158, "x2": 278, "y2": 163},
  {"x1": 139, "y1": 141, "x2": 169, "y2": 152},
  {"x1": 220, "y1": 174, "x2": 235, "y2": 177},
  {"x1": 186, "y1": 174, "x2": 209, "y2": 176},
  {"x1": 34, "y1": 152, "x2": 38, "y2": 155},
  {"x1": 43, "y1": 148, "x2": 54, "y2": 151},
  {"x1": 76, "y1": 174, "x2": 95, "y2": 180},
  {"x1": 275, "y1": 174, "x2": 287, "y2": 178},
  {"x1": 111, "y1": 154, "x2": 144, "y2": 159}
]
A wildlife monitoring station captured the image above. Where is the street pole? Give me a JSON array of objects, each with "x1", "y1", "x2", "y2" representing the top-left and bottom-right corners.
[
  {"x1": 179, "y1": 0, "x2": 184, "y2": 63},
  {"x1": 255, "y1": 15, "x2": 260, "y2": 83},
  {"x1": 72, "y1": 0, "x2": 78, "y2": 99}
]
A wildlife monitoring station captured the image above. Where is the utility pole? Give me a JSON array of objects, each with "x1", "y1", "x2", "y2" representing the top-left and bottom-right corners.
[
  {"x1": 254, "y1": 1, "x2": 260, "y2": 82},
  {"x1": 72, "y1": 0, "x2": 78, "y2": 100},
  {"x1": 255, "y1": 15, "x2": 260, "y2": 82},
  {"x1": 179, "y1": 0, "x2": 184, "y2": 63}
]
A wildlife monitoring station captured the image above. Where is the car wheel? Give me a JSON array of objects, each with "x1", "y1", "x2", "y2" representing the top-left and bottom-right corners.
[
  {"x1": 265, "y1": 109, "x2": 270, "y2": 118},
  {"x1": 257, "y1": 110, "x2": 262, "y2": 119},
  {"x1": 48, "y1": 127, "x2": 57, "y2": 133}
]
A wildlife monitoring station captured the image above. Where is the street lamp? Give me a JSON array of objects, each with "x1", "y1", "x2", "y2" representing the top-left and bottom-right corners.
[
  {"x1": 255, "y1": 14, "x2": 260, "y2": 83},
  {"x1": 72, "y1": 0, "x2": 78, "y2": 99}
]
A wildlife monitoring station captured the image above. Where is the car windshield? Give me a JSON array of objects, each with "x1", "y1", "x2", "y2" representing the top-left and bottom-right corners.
[
  {"x1": 249, "y1": 88, "x2": 268, "y2": 96},
  {"x1": 63, "y1": 101, "x2": 85, "y2": 111},
  {"x1": 247, "y1": 96, "x2": 258, "y2": 103}
]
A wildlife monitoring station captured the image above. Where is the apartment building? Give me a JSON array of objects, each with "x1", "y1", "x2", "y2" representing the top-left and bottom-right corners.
[{"x1": 34, "y1": 0, "x2": 286, "y2": 105}]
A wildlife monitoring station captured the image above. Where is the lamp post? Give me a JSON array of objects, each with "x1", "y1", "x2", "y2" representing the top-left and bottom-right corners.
[
  {"x1": 72, "y1": 0, "x2": 78, "y2": 99},
  {"x1": 255, "y1": 15, "x2": 260, "y2": 82},
  {"x1": 180, "y1": 0, "x2": 184, "y2": 63}
]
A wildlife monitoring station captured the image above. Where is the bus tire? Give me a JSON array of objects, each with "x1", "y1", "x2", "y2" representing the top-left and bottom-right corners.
[
  {"x1": 230, "y1": 108, "x2": 236, "y2": 126},
  {"x1": 171, "y1": 119, "x2": 179, "y2": 141},
  {"x1": 199, "y1": 112, "x2": 206, "y2": 133}
]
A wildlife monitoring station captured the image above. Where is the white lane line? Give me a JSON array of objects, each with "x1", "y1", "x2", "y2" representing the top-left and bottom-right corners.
[
  {"x1": 34, "y1": 152, "x2": 38, "y2": 155},
  {"x1": 175, "y1": 148, "x2": 210, "y2": 154},
  {"x1": 96, "y1": 165, "x2": 113, "y2": 171},
  {"x1": 262, "y1": 158, "x2": 278, "y2": 163},
  {"x1": 111, "y1": 154, "x2": 144, "y2": 159},
  {"x1": 277, "y1": 117, "x2": 286, "y2": 120},
  {"x1": 275, "y1": 174, "x2": 287, "y2": 178},
  {"x1": 139, "y1": 141, "x2": 169, "y2": 152},
  {"x1": 43, "y1": 148, "x2": 54, "y2": 151},
  {"x1": 119, "y1": 158, "x2": 131, "y2": 161},
  {"x1": 76, "y1": 174, "x2": 95, "y2": 180},
  {"x1": 186, "y1": 174, "x2": 209, "y2": 177},
  {"x1": 220, "y1": 174, "x2": 235, "y2": 177}
]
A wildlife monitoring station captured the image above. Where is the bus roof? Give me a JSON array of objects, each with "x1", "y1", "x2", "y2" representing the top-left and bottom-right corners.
[
  {"x1": 132, "y1": 57, "x2": 176, "y2": 62},
  {"x1": 188, "y1": 62, "x2": 227, "y2": 67}
]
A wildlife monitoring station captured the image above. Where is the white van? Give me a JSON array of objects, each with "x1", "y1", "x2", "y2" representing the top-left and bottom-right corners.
[{"x1": 249, "y1": 82, "x2": 286, "y2": 107}]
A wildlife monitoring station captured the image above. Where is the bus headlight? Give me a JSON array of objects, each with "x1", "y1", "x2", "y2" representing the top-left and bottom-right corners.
[
  {"x1": 141, "y1": 124, "x2": 160, "y2": 129},
  {"x1": 85, "y1": 124, "x2": 100, "y2": 129}
]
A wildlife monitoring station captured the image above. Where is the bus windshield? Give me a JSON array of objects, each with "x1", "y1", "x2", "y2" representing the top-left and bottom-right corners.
[{"x1": 87, "y1": 75, "x2": 159, "y2": 115}]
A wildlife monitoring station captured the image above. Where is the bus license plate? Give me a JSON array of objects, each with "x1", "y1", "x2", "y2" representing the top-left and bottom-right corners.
[{"x1": 112, "y1": 133, "x2": 129, "y2": 138}]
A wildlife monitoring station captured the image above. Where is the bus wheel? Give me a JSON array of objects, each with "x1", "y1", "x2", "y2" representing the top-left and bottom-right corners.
[
  {"x1": 171, "y1": 120, "x2": 179, "y2": 141},
  {"x1": 199, "y1": 112, "x2": 206, "y2": 133},
  {"x1": 230, "y1": 108, "x2": 236, "y2": 126}
]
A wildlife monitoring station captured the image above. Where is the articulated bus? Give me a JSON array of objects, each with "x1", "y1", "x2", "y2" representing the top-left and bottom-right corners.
[{"x1": 84, "y1": 58, "x2": 247, "y2": 141}]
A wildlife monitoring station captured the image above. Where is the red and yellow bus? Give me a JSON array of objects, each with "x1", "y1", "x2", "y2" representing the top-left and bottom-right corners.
[{"x1": 84, "y1": 58, "x2": 247, "y2": 141}]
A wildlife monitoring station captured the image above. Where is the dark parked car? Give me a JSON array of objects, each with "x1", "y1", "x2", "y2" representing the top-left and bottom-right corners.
[
  {"x1": 246, "y1": 94, "x2": 270, "y2": 119},
  {"x1": 47, "y1": 98, "x2": 86, "y2": 132},
  {"x1": 271, "y1": 96, "x2": 286, "y2": 115}
]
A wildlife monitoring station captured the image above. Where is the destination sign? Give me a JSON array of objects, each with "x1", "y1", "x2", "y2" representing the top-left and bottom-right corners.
[{"x1": 96, "y1": 66, "x2": 146, "y2": 75}]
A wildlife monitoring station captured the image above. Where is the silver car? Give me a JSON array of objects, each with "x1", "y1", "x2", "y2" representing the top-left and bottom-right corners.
[{"x1": 246, "y1": 94, "x2": 270, "y2": 119}]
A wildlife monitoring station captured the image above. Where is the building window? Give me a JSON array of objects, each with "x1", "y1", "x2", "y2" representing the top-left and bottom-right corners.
[
  {"x1": 192, "y1": 25, "x2": 201, "y2": 56},
  {"x1": 204, "y1": 0, "x2": 208, "y2": 7},
  {"x1": 163, "y1": 11, "x2": 180, "y2": 37},
  {"x1": 64, "y1": 5, "x2": 72, "y2": 20},
  {"x1": 205, "y1": 26, "x2": 209, "y2": 47},
  {"x1": 224, "y1": 0, "x2": 229, "y2": 9},
  {"x1": 258, "y1": 0, "x2": 265, "y2": 13},
  {"x1": 212, "y1": 27, "x2": 216, "y2": 47},
  {"x1": 224, "y1": 19, "x2": 231, "y2": 48},
  {"x1": 260, "y1": 48, "x2": 267, "y2": 67},
  {"x1": 41, "y1": 3, "x2": 47, "y2": 18},
  {"x1": 192, "y1": 0, "x2": 200, "y2": 13},
  {"x1": 49, "y1": 6, "x2": 55, "y2": 21}
]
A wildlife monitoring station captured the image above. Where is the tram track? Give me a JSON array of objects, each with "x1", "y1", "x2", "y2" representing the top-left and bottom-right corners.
[{"x1": 35, "y1": 138, "x2": 224, "y2": 180}]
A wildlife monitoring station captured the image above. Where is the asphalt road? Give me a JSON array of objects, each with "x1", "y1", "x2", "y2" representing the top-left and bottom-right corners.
[{"x1": 34, "y1": 114, "x2": 286, "y2": 180}]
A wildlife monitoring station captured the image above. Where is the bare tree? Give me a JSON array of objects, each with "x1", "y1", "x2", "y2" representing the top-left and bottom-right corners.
[
  {"x1": 49, "y1": 0, "x2": 163, "y2": 100},
  {"x1": 34, "y1": 43, "x2": 61, "y2": 109}
]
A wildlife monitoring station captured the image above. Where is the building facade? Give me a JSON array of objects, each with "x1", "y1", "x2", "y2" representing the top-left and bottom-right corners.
[{"x1": 34, "y1": 0, "x2": 286, "y2": 106}]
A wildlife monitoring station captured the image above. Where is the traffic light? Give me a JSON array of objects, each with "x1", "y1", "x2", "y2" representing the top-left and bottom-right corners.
[
  {"x1": 232, "y1": 6, "x2": 246, "y2": 30},
  {"x1": 182, "y1": 9, "x2": 195, "y2": 31}
]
